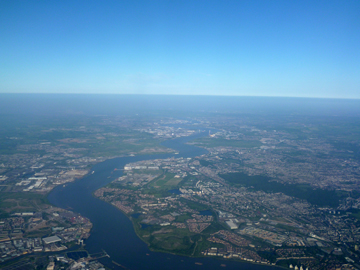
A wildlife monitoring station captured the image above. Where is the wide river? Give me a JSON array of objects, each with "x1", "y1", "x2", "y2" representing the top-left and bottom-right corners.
[{"x1": 48, "y1": 131, "x2": 281, "y2": 270}]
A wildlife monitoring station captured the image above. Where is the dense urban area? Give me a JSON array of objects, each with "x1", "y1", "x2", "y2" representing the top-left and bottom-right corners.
[{"x1": 1, "y1": 110, "x2": 360, "y2": 270}]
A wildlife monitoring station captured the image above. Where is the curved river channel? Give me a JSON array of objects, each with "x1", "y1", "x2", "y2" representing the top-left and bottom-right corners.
[{"x1": 48, "y1": 131, "x2": 280, "y2": 270}]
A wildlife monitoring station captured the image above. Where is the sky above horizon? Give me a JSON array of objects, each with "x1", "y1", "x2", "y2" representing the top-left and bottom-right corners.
[{"x1": 1, "y1": 0, "x2": 359, "y2": 98}]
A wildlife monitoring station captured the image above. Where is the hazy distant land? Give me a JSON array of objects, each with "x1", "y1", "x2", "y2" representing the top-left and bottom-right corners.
[{"x1": 1, "y1": 94, "x2": 360, "y2": 269}]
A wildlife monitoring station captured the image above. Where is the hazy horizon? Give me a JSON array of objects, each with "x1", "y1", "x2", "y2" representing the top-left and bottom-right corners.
[
  {"x1": 1, "y1": 92, "x2": 360, "y2": 100},
  {"x1": 1, "y1": 94, "x2": 360, "y2": 118}
]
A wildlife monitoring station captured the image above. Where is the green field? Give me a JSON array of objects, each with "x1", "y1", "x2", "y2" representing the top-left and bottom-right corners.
[
  {"x1": 0, "y1": 114, "x2": 171, "y2": 157},
  {"x1": 0, "y1": 192, "x2": 49, "y2": 218},
  {"x1": 134, "y1": 222, "x2": 211, "y2": 256},
  {"x1": 148, "y1": 173, "x2": 183, "y2": 189},
  {"x1": 148, "y1": 228, "x2": 195, "y2": 254},
  {"x1": 88, "y1": 136, "x2": 168, "y2": 157},
  {"x1": 220, "y1": 172, "x2": 345, "y2": 207}
]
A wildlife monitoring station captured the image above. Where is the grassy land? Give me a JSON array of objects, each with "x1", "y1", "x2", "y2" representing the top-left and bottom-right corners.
[
  {"x1": 220, "y1": 172, "x2": 345, "y2": 207},
  {"x1": 123, "y1": 191, "x2": 220, "y2": 257},
  {"x1": 147, "y1": 172, "x2": 183, "y2": 189},
  {"x1": 0, "y1": 192, "x2": 49, "y2": 218},
  {"x1": 131, "y1": 214, "x2": 196, "y2": 255},
  {"x1": 180, "y1": 198, "x2": 209, "y2": 211},
  {"x1": 0, "y1": 113, "x2": 171, "y2": 157},
  {"x1": 134, "y1": 221, "x2": 222, "y2": 257},
  {"x1": 147, "y1": 228, "x2": 196, "y2": 255},
  {"x1": 175, "y1": 214, "x2": 192, "y2": 223},
  {"x1": 88, "y1": 136, "x2": 168, "y2": 157}
]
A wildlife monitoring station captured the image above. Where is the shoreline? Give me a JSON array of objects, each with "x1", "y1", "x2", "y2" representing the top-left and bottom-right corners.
[
  {"x1": 46, "y1": 132, "x2": 284, "y2": 270},
  {"x1": 93, "y1": 185, "x2": 281, "y2": 269}
]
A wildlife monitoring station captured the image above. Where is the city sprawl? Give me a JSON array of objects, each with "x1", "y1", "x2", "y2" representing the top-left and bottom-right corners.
[{"x1": 1, "y1": 111, "x2": 360, "y2": 270}]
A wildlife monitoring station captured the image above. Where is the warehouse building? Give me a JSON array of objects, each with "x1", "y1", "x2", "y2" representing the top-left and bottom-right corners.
[{"x1": 42, "y1": 235, "x2": 61, "y2": 245}]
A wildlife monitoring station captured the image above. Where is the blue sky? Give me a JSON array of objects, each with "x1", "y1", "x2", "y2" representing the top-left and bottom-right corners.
[{"x1": 1, "y1": 0, "x2": 359, "y2": 98}]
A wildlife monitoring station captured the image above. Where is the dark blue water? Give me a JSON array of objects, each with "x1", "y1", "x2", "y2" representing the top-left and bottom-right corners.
[
  {"x1": 168, "y1": 189, "x2": 182, "y2": 195},
  {"x1": 199, "y1": 210, "x2": 213, "y2": 216},
  {"x1": 67, "y1": 251, "x2": 88, "y2": 260},
  {"x1": 48, "y1": 131, "x2": 280, "y2": 270}
]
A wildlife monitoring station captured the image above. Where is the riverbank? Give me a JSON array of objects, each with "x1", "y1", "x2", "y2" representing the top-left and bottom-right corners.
[
  {"x1": 93, "y1": 181, "x2": 280, "y2": 269},
  {"x1": 47, "y1": 132, "x2": 282, "y2": 270}
]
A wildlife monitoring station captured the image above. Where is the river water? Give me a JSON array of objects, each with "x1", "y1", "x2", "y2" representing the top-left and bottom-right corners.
[{"x1": 48, "y1": 131, "x2": 280, "y2": 270}]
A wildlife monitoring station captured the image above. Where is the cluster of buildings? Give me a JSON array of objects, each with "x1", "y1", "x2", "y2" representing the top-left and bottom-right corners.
[
  {"x1": 0, "y1": 209, "x2": 92, "y2": 263},
  {"x1": 138, "y1": 123, "x2": 196, "y2": 139},
  {"x1": 202, "y1": 245, "x2": 270, "y2": 265},
  {"x1": 196, "y1": 125, "x2": 360, "y2": 194},
  {"x1": 1, "y1": 114, "x2": 360, "y2": 270},
  {"x1": 94, "y1": 147, "x2": 360, "y2": 269}
]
